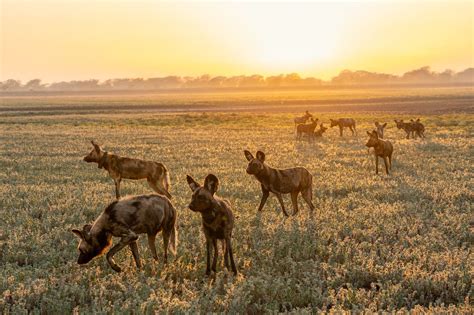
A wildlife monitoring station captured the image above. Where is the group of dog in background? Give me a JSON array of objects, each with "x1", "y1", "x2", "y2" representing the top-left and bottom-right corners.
[
  {"x1": 294, "y1": 111, "x2": 426, "y2": 175},
  {"x1": 72, "y1": 112, "x2": 426, "y2": 276}
]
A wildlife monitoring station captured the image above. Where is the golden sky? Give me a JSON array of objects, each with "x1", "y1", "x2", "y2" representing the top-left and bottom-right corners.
[{"x1": 1, "y1": 0, "x2": 473, "y2": 82}]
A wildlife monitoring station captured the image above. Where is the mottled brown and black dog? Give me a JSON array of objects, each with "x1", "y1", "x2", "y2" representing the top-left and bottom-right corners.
[
  {"x1": 296, "y1": 118, "x2": 319, "y2": 140},
  {"x1": 410, "y1": 119, "x2": 426, "y2": 138},
  {"x1": 330, "y1": 118, "x2": 357, "y2": 136},
  {"x1": 394, "y1": 119, "x2": 416, "y2": 139},
  {"x1": 83, "y1": 141, "x2": 171, "y2": 199},
  {"x1": 186, "y1": 174, "x2": 237, "y2": 275},
  {"x1": 72, "y1": 194, "x2": 177, "y2": 272},
  {"x1": 244, "y1": 150, "x2": 315, "y2": 216},
  {"x1": 365, "y1": 130, "x2": 393, "y2": 175}
]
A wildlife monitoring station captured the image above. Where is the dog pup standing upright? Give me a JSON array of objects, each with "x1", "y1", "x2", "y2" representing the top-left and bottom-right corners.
[
  {"x1": 83, "y1": 141, "x2": 171, "y2": 199},
  {"x1": 365, "y1": 130, "x2": 393, "y2": 175},
  {"x1": 186, "y1": 174, "x2": 238, "y2": 275},
  {"x1": 244, "y1": 150, "x2": 315, "y2": 216},
  {"x1": 71, "y1": 194, "x2": 177, "y2": 272}
]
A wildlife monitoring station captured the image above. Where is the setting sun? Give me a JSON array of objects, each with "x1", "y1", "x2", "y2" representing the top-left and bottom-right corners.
[{"x1": 1, "y1": 0, "x2": 472, "y2": 81}]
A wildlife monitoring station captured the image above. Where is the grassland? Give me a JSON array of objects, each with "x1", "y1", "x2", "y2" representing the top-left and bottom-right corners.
[{"x1": 0, "y1": 89, "x2": 473, "y2": 313}]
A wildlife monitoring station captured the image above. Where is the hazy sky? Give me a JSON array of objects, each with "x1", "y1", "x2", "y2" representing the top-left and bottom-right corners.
[{"x1": 1, "y1": 0, "x2": 472, "y2": 82}]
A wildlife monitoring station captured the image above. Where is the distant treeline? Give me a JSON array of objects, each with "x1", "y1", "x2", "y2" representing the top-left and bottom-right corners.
[{"x1": 1, "y1": 66, "x2": 473, "y2": 92}]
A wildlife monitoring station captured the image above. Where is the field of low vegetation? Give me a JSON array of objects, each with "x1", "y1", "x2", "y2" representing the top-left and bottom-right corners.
[{"x1": 0, "y1": 89, "x2": 472, "y2": 313}]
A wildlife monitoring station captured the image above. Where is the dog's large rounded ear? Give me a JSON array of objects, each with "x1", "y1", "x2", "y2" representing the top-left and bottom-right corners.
[
  {"x1": 83, "y1": 224, "x2": 92, "y2": 233},
  {"x1": 367, "y1": 131, "x2": 372, "y2": 136},
  {"x1": 256, "y1": 151, "x2": 265, "y2": 162},
  {"x1": 186, "y1": 175, "x2": 200, "y2": 192},
  {"x1": 244, "y1": 150, "x2": 254, "y2": 161},
  {"x1": 91, "y1": 140, "x2": 100, "y2": 152},
  {"x1": 72, "y1": 229, "x2": 84, "y2": 239},
  {"x1": 382, "y1": 123, "x2": 387, "y2": 128},
  {"x1": 204, "y1": 174, "x2": 219, "y2": 195}
]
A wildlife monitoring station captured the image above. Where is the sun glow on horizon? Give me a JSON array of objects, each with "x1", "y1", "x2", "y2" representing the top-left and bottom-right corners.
[{"x1": 1, "y1": 1, "x2": 472, "y2": 82}]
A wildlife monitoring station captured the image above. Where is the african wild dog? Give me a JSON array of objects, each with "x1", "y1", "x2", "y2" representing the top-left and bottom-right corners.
[
  {"x1": 294, "y1": 111, "x2": 312, "y2": 128},
  {"x1": 365, "y1": 130, "x2": 393, "y2": 175},
  {"x1": 244, "y1": 150, "x2": 315, "y2": 216},
  {"x1": 330, "y1": 118, "x2": 357, "y2": 136},
  {"x1": 394, "y1": 119, "x2": 416, "y2": 139},
  {"x1": 72, "y1": 194, "x2": 177, "y2": 272},
  {"x1": 296, "y1": 118, "x2": 319, "y2": 140},
  {"x1": 410, "y1": 119, "x2": 425, "y2": 138},
  {"x1": 375, "y1": 122, "x2": 387, "y2": 139},
  {"x1": 313, "y1": 123, "x2": 328, "y2": 138},
  {"x1": 186, "y1": 174, "x2": 237, "y2": 275},
  {"x1": 83, "y1": 141, "x2": 171, "y2": 199}
]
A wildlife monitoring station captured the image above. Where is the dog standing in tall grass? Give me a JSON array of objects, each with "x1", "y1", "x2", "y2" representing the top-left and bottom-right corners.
[
  {"x1": 296, "y1": 118, "x2": 319, "y2": 140},
  {"x1": 394, "y1": 119, "x2": 416, "y2": 139},
  {"x1": 330, "y1": 118, "x2": 357, "y2": 136},
  {"x1": 244, "y1": 150, "x2": 315, "y2": 216},
  {"x1": 83, "y1": 141, "x2": 171, "y2": 199},
  {"x1": 186, "y1": 174, "x2": 238, "y2": 275},
  {"x1": 411, "y1": 119, "x2": 426, "y2": 138},
  {"x1": 72, "y1": 194, "x2": 177, "y2": 272},
  {"x1": 365, "y1": 130, "x2": 393, "y2": 175},
  {"x1": 293, "y1": 111, "x2": 312, "y2": 128}
]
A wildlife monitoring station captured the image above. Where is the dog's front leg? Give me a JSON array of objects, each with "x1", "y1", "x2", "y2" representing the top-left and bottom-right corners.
[
  {"x1": 258, "y1": 185, "x2": 270, "y2": 212},
  {"x1": 114, "y1": 178, "x2": 121, "y2": 199},
  {"x1": 106, "y1": 230, "x2": 138, "y2": 272}
]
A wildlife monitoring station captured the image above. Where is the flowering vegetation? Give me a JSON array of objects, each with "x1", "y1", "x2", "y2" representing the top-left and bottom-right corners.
[{"x1": 0, "y1": 95, "x2": 472, "y2": 312}]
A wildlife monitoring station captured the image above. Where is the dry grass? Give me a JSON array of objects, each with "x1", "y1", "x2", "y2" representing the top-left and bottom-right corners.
[{"x1": 0, "y1": 104, "x2": 472, "y2": 312}]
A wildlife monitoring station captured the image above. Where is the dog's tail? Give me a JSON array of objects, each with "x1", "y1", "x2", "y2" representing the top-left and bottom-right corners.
[
  {"x1": 168, "y1": 207, "x2": 178, "y2": 256},
  {"x1": 163, "y1": 168, "x2": 171, "y2": 198}
]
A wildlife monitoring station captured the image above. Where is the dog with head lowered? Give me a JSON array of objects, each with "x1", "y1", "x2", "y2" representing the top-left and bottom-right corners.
[
  {"x1": 83, "y1": 141, "x2": 171, "y2": 199},
  {"x1": 72, "y1": 194, "x2": 177, "y2": 272},
  {"x1": 244, "y1": 150, "x2": 315, "y2": 216}
]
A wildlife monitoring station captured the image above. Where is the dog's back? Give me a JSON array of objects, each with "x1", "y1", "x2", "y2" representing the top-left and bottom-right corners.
[{"x1": 105, "y1": 194, "x2": 175, "y2": 235}]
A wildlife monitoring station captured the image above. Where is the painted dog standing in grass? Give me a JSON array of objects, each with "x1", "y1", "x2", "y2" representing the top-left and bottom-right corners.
[
  {"x1": 296, "y1": 118, "x2": 319, "y2": 140},
  {"x1": 186, "y1": 174, "x2": 238, "y2": 275},
  {"x1": 244, "y1": 150, "x2": 315, "y2": 216},
  {"x1": 72, "y1": 194, "x2": 177, "y2": 272},
  {"x1": 83, "y1": 141, "x2": 171, "y2": 199},
  {"x1": 330, "y1": 118, "x2": 357, "y2": 136},
  {"x1": 365, "y1": 130, "x2": 393, "y2": 175},
  {"x1": 410, "y1": 119, "x2": 426, "y2": 138},
  {"x1": 394, "y1": 119, "x2": 416, "y2": 139}
]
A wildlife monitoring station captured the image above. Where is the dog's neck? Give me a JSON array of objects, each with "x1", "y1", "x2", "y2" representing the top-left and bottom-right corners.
[
  {"x1": 201, "y1": 198, "x2": 220, "y2": 225},
  {"x1": 98, "y1": 151, "x2": 109, "y2": 169}
]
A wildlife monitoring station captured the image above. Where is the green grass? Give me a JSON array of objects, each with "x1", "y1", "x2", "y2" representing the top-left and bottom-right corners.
[{"x1": 0, "y1": 110, "x2": 472, "y2": 313}]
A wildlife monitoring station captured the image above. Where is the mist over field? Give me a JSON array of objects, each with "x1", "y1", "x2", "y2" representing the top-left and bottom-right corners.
[{"x1": 1, "y1": 67, "x2": 473, "y2": 92}]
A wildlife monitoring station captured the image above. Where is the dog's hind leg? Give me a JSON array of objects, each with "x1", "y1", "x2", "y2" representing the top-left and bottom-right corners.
[
  {"x1": 147, "y1": 178, "x2": 172, "y2": 199},
  {"x1": 290, "y1": 191, "x2": 299, "y2": 215},
  {"x1": 301, "y1": 187, "x2": 315, "y2": 212}
]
